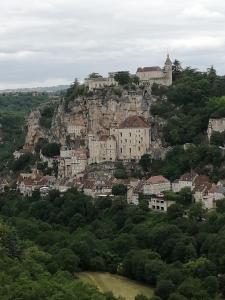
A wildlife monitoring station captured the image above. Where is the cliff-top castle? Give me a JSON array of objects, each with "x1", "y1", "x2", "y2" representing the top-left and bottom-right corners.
[{"x1": 85, "y1": 54, "x2": 172, "y2": 91}]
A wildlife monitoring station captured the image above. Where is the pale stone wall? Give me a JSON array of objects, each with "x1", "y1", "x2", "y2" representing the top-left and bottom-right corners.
[
  {"x1": 207, "y1": 118, "x2": 225, "y2": 140},
  {"x1": 59, "y1": 149, "x2": 87, "y2": 177},
  {"x1": 116, "y1": 127, "x2": 150, "y2": 160},
  {"x1": 137, "y1": 70, "x2": 163, "y2": 81},
  {"x1": 143, "y1": 181, "x2": 171, "y2": 195},
  {"x1": 88, "y1": 135, "x2": 117, "y2": 164},
  {"x1": 85, "y1": 76, "x2": 118, "y2": 91},
  {"x1": 105, "y1": 136, "x2": 117, "y2": 161}
]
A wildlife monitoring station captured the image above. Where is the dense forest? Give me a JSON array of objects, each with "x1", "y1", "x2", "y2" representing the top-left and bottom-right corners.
[
  {"x1": 0, "y1": 93, "x2": 49, "y2": 173},
  {"x1": 1, "y1": 188, "x2": 225, "y2": 299}
]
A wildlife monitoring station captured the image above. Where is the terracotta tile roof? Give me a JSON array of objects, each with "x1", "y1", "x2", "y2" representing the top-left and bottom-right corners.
[
  {"x1": 193, "y1": 175, "x2": 209, "y2": 188},
  {"x1": 194, "y1": 182, "x2": 212, "y2": 194},
  {"x1": 146, "y1": 175, "x2": 169, "y2": 185},
  {"x1": 119, "y1": 115, "x2": 149, "y2": 129},
  {"x1": 83, "y1": 179, "x2": 95, "y2": 189},
  {"x1": 180, "y1": 172, "x2": 197, "y2": 182},
  {"x1": 137, "y1": 66, "x2": 162, "y2": 72}
]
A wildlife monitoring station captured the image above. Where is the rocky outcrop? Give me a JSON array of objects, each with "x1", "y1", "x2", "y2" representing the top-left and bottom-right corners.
[
  {"x1": 24, "y1": 87, "x2": 167, "y2": 157},
  {"x1": 24, "y1": 111, "x2": 45, "y2": 151}
]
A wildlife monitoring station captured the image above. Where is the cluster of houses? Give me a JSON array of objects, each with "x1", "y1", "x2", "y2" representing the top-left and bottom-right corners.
[
  {"x1": 15, "y1": 168, "x2": 225, "y2": 212},
  {"x1": 17, "y1": 171, "x2": 56, "y2": 197}
]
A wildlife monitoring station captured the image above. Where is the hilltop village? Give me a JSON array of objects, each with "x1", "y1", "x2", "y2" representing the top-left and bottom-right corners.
[{"x1": 2, "y1": 55, "x2": 225, "y2": 213}]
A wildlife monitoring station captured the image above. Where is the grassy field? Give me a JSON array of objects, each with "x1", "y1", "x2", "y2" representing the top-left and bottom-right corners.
[{"x1": 78, "y1": 271, "x2": 154, "y2": 300}]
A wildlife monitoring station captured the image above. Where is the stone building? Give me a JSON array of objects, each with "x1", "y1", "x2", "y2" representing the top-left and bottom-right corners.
[
  {"x1": 88, "y1": 115, "x2": 150, "y2": 164},
  {"x1": 66, "y1": 115, "x2": 86, "y2": 138},
  {"x1": 136, "y1": 54, "x2": 172, "y2": 87},
  {"x1": 58, "y1": 148, "x2": 87, "y2": 178},
  {"x1": 85, "y1": 73, "x2": 118, "y2": 91},
  {"x1": 143, "y1": 175, "x2": 171, "y2": 195},
  {"x1": 207, "y1": 118, "x2": 225, "y2": 140},
  {"x1": 148, "y1": 194, "x2": 175, "y2": 212},
  {"x1": 88, "y1": 134, "x2": 117, "y2": 164},
  {"x1": 172, "y1": 172, "x2": 198, "y2": 193},
  {"x1": 111, "y1": 115, "x2": 151, "y2": 160}
]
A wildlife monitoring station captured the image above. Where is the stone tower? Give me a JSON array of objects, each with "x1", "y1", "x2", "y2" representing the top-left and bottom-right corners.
[{"x1": 164, "y1": 54, "x2": 173, "y2": 86}]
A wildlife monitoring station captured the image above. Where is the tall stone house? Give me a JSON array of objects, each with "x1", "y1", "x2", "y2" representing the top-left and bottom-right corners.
[{"x1": 88, "y1": 115, "x2": 150, "y2": 164}]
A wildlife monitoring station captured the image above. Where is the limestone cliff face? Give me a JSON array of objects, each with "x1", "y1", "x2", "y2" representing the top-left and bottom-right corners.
[
  {"x1": 24, "y1": 111, "x2": 45, "y2": 151},
  {"x1": 24, "y1": 88, "x2": 157, "y2": 151}
]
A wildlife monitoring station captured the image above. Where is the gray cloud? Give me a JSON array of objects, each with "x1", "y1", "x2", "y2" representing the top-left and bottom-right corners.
[{"x1": 0, "y1": 0, "x2": 224, "y2": 88}]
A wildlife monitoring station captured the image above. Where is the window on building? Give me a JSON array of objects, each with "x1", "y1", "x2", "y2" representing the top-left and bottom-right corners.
[
  {"x1": 129, "y1": 148, "x2": 131, "y2": 154},
  {"x1": 120, "y1": 148, "x2": 122, "y2": 153},
  {"x1": 161, "y1": 207, "x2": 164, "y2": 211},
  {"x1": 120, "y1": 133, "x2": 122, "y2": 137},
  {"x1": 129, "y1": 133, "x2": 131, "y2": 137},
  {"x1": 138, "y1": 146, "x2": 140, "y2": 151}
]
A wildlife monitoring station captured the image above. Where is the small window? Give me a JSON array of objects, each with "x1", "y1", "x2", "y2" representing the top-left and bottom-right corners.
[
  {"x1": 120, "y1": 133, "x2": 122, "y2": 137},
  {"x1": 129, "y1": 148, "x2": 131, "y2": 154},
  {"x1": 120, "y1": 148, "x2": 122, "y2": 153},
  {"x1": 129, "y1": 133, "x2": 131, "y2": 137}
]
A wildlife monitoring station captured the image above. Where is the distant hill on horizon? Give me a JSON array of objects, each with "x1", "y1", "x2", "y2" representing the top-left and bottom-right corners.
[{"x1": 0, "y1": 84, "x2": 70, "y2": 94}]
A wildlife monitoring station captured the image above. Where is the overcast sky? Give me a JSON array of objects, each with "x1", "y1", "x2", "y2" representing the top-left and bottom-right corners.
[{"x1": 0, "y1": 0, "x2": 224, "y2": 89}]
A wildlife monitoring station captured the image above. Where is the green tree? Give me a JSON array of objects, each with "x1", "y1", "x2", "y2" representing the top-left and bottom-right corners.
[
  {"x1": 114, "y1": 71, "x2": 131, "y2": 85},
  {"x1": 155, "y1": 280, "x2": 175, "y2": 300},
  {"x1": 42, "y1": 143, "x2": 60, "y2": 158},
  {"x1": 112, "y1": 184, "x2": 128, "y2": 196}
]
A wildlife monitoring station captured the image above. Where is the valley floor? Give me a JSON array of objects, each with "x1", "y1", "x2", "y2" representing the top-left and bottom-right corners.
[{"x1": 78, "y1": 271, "x2": 154, "y2": 300}]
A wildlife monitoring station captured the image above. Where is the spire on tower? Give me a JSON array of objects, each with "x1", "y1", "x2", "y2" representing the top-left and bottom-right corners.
[{"x1": 165, "y1": 54, "x2": 172, "y2": 65}]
